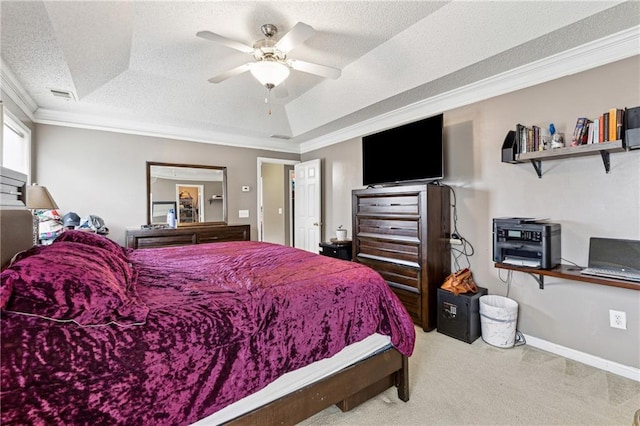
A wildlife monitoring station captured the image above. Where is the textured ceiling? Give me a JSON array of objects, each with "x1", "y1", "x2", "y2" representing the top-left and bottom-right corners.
[{"x1": 1, "y1": 1, "x2": 639, "y2": 153}]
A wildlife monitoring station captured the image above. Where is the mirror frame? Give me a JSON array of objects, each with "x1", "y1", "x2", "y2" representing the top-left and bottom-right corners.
[{"x1": 146, "y1": 161, "x2": 228, "y2": 226}]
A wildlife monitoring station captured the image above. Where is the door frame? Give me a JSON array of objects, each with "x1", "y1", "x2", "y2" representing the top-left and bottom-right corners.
[
  {"x1": 175, "y1": 184, "x2": 204, "y2": 225},
  {"x1": 257, "y1": 157, "x2": 299, "y2": 244}
]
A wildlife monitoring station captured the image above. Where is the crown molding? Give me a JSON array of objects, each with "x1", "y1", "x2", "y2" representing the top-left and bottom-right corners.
[
  {"x1": 299, "y1": 26, "x2": 640, "y2": 154},
  {"x1": 0, "y1": 58, "x2": 38, "y2": 121},
  {"x1": 3, "y1": 27, "x2": 638, "y2": 155},
  {"x1": 34, "y1": 108, "x2": 301, "y2": 154}
]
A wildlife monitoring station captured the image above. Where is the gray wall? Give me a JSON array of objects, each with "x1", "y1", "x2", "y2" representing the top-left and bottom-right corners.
[
  {"x1": 32, "y1": 127, "x2": 298, "y2": 242},
  {"x1": 303, "y1": 56, "x2": 640, "y2": 370},
  {"x1": 17, "y1": 55, "x2": 640, "y2": 371}
]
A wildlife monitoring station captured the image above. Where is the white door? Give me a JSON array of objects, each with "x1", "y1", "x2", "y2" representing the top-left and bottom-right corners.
[{"x1": 294, "y1": 159, "x2": 321, "y2": 252}]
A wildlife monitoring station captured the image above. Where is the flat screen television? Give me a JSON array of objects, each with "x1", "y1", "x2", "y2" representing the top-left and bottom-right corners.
[{"x1": 362, "y1": 113, "x2": 444, "y2": 186}]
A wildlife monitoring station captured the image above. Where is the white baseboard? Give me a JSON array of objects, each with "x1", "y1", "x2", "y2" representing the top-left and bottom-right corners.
[{"x1": 523, "y1": 334, "x2": 640, "y2": 382}]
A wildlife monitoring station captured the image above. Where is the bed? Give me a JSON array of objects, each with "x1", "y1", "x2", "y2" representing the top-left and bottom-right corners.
[{"x1": 0, "y1": 170, "x2": 416, "y2": 425}]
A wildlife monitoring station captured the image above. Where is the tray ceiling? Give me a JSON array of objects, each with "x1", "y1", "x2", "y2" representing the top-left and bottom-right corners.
[{"x1": 1, "y1": 1, "x2": 639, "y2": 153}]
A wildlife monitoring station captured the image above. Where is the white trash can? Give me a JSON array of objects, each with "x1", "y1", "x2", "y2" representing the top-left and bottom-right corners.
[{"x1": 479, "y1": 295, "x2": 518, "y2": 348}]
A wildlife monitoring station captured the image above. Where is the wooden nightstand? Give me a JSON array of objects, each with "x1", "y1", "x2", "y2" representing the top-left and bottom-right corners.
[{"x1": 319, "y1": 240, "x2": 352, "y2": 261}]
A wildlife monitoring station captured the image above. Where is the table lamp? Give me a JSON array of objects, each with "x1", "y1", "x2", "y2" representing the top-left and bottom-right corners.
[{"x1": 26, "y1": 184, "x2": 59, "y2": 245}]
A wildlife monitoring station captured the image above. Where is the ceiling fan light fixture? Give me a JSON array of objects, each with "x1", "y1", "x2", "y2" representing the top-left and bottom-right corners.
[{"x1": 250, "y1": 60, "x2": 290, "y2": 88}]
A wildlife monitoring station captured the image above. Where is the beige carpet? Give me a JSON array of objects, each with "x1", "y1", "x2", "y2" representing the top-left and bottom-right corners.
[{"x1": 299, "y1": 328, "x2": 640, "y2": 425}]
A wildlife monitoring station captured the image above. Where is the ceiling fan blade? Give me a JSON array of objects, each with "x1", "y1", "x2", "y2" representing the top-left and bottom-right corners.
[
  {"x1": 196, "y1": 30, "x2": 254, "y2": 54},
  {"x1": 274, "y1": 22, "x2": 315, "y2": 53},
  {"x1": 288, "y1": 59, "x2": 341, "y2": 79},
  {"x1": 207, "y1": 63, "x2": 252, "y2": 83}
]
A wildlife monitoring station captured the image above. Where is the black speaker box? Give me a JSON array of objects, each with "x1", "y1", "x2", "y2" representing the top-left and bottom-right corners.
[
  {"x1": 501, "y1": 130, "x2": 518, "y2": 163},
  {"x1": 437, "y1": 287, "x2": 488, "y2": 344},
  {"x1": 625, "y1": 106, "x2": 640, "y2": 150}
]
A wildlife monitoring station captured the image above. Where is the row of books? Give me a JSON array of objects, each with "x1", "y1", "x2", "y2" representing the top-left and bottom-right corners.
[
  {"x1": 571, "y1": 108, "x2": 624, "y2": 146},
  {"x1": 514, "y1": 123, "x2": 543, "y2": 154}
]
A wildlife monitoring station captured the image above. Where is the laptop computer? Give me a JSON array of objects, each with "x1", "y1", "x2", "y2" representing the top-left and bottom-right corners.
[{"x1": 580, "y1": 237, "x2": 640, "y2": 283}]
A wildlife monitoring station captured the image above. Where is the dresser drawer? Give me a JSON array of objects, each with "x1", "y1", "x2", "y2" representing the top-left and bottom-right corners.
[
  {"x1": 197, "y1": 226, "x2": 249, "y2": 243},
  {"x1": 356, "y1": 257, "x2": 420, "y2": 292},
  {"x1": 357, "y1": 237, "x2": 420, "y2": 265},
  {"x1": 390, "y1": 287, "x2": 422, "y2": 323},
  {"x1": 357, "y1": 217, "x2": 419, "y2": 239},
  {"x1": 356, "y1": 195, "x2": 420, "y2": 215},
  {"x1": 133, "y1": 233, "x2": 197, "y2": 249}
]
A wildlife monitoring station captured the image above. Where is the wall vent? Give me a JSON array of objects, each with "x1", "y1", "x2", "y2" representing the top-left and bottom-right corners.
[
  {"x1": 269, "y1": 134, "x2": 291, "y2": 140},
  {"x1": 49, "y1": 89, "x2": 76, "y2": 101}
]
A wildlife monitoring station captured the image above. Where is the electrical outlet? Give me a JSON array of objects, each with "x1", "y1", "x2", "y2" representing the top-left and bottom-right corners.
[{"x1": 609, "y1": 310, "x2": 627, "y2": 330}]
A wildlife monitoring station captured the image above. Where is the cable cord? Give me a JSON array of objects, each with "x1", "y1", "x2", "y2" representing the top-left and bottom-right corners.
[
  {"x1": 441, "y1": 184, "x2": 475, "y2": 270},
  {"x1": 497, "y1": 268, "x2": 513, "y2": 298},
  {"x1": 561, "y1": 257, "x2": 580, "y2": 267}
]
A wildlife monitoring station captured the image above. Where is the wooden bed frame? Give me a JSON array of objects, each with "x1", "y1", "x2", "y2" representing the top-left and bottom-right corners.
[
  {"x1": 0, "y1": 166, "x2": 410, "y2": 426},
  {"x1": 230, "y1": 348, "x2": 408, "y2": 425}
]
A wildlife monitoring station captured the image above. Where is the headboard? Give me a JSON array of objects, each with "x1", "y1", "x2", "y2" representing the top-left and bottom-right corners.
[{"x1": 1, "y1": 167, "x2": 34, "y2": 267}]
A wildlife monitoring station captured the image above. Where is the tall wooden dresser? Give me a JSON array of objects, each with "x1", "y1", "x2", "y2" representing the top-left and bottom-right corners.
[{"x1": 352, "y1": 184, "x2": 450, "y2": 331}]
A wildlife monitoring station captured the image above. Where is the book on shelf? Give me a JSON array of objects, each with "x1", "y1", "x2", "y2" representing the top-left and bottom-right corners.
[
  {"x1": 592, "y1": 118, "x2": 600, "y2": 144},
  {"x1": 609, "y1": 108, "x2": 616, "y2": 141},
  {"x1": 533, "y1": 125, "x2": 542, "y2": 151},
  {"x1": 608, "y1": 108, "x2": 624, "y2": 142},
  {"x1": 603, "y1": 112, "x2": 609, "y2": 142},
  {"x1": 572, "y1": 117, "x2": 591, "y2": 146},
  {"x1": 586, "y1": 122, "x2": 595, "y2": 144},
  {"x1": 516, "y1": 123, "x2": 526, "y2": 154},
  {"x1": 616, "y1": 108, "x2": 624, "y2": 141},
  {"x1": 596, "y1": 115, "x2": 603, "y2": 143}
]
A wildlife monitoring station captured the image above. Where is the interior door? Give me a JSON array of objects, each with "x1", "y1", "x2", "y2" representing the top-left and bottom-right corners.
[{"x1": 294, "y1": 159, "x2": 321, "y2": 252}]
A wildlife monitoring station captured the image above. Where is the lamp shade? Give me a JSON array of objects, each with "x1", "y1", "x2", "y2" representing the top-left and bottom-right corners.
[
  {"x1": 26, "y1": 184, "x2": 59, "y2": 210},
  {"x1": 250, "y1": 61, "x2": 290, "y2": 88}
]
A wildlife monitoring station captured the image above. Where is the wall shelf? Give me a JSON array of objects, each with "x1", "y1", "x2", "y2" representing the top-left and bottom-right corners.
[
  {"x1": 494, "y1": 263, "x2": 639, "y2": 291},
  {"x1": 516, "y1": 140, "x2": 626, "y2": 178}
]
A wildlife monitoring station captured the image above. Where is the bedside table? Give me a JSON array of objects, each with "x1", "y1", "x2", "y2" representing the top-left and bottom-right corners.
[{"x1": 319, "y1": 241, "x2": 352, "y2": 261}]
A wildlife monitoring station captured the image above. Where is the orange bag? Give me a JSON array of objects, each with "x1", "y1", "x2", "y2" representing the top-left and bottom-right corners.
[{"x1": 441, "y1": 268, "x2": 478, "y2": 296}]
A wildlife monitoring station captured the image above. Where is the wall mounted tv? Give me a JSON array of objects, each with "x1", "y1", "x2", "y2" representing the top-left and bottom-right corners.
[{"x1": 362, "y1": 113, "x2": 444, "y2": 186}]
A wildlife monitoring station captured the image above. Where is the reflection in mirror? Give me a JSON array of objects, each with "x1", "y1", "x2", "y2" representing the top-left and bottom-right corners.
[{"x1": 147, "y1": 162, "x2": 227, "y2": 226}]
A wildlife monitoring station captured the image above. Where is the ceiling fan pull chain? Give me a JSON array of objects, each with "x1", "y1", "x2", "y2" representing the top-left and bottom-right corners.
[{"x1": 265, "y1": 88, "x2": 272, "y2": 115}]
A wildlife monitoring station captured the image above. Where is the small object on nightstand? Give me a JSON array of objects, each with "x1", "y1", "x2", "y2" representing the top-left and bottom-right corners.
[{"x1": 319, "y1": 240, "x2": 352, "y2": 261}]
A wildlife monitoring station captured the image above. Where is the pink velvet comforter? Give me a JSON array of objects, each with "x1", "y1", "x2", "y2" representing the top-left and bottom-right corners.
[{"x1": 1, "y1": 240, "x2": 415, "y2": 425}]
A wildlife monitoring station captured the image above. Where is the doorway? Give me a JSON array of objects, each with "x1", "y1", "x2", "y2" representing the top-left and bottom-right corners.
[
  {"x1": 257, "y1": 158, "x2": 298, "y2": 245},
  {"x1": 176, "y1": 184, "x2": 204, "y2": 225}
]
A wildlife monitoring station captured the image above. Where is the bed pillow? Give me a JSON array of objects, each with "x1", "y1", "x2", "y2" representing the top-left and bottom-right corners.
[
  {"x1": 54, "y1": 230, "x2": 130, "y2": 261},
  {"x1": 0, "y1": 241, "x2": 147, "y2": 326}
]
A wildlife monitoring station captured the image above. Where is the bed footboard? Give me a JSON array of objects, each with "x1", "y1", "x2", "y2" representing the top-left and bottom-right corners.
[{"x1": 228, "y1": 347, "x2": 409, "y2": 425}]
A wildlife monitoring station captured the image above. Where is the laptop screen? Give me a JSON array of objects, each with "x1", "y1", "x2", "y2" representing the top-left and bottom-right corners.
[{"x1": 589, "y1": 237, "x2": 640, "y2": 272}]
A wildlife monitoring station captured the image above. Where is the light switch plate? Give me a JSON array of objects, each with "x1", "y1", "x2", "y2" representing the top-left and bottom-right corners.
[
  {"x1": 238, "y1": 209, "x2": 249, "y2": 218},
  {"x1": 242, "y1": 186, "x2": 250, "y2": 192}
]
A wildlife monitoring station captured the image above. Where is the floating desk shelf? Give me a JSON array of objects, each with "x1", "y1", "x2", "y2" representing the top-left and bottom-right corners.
[
  {"x1": 516, "y1": 140, "x2": 626, "y2": 178},
  {"x1": 494, "y1": 263, "x2": 639, "y2": 291}
]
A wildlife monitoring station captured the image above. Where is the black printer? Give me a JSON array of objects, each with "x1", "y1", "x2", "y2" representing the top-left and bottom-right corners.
[{"x1": 493, "y1": 218, "x2": 561, "y2": 269}]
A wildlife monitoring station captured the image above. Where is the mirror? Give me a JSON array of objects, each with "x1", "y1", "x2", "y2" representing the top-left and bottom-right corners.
[{"x1": 147, "y1": 161, "x2": 227, "y2": 226}]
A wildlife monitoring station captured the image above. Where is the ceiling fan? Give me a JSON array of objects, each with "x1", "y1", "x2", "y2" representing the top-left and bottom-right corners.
[{"x1": 196, "y1": 22, "x2": 341, "y2": 90}]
